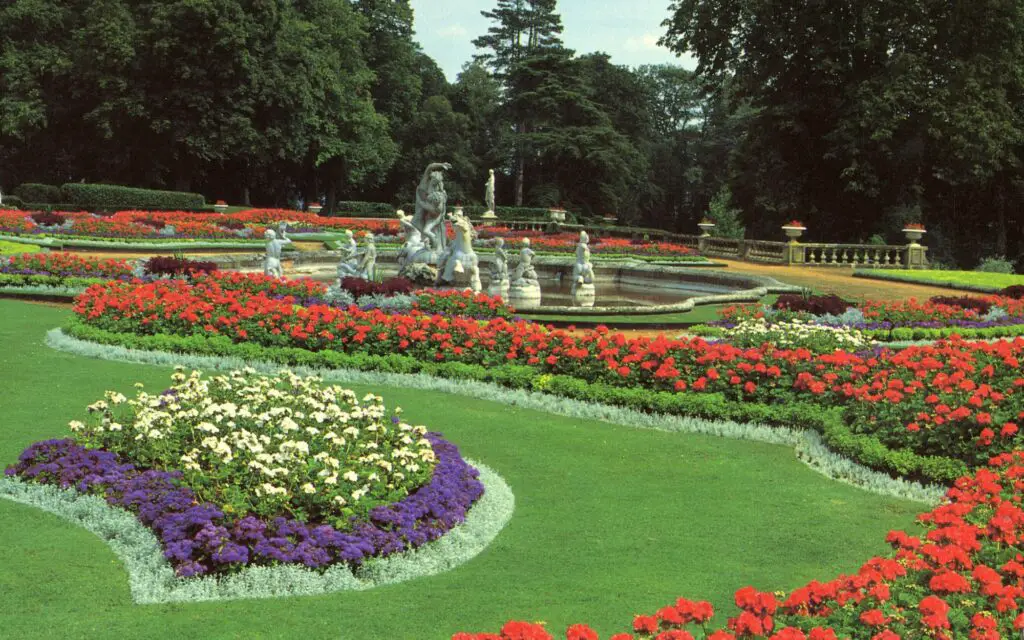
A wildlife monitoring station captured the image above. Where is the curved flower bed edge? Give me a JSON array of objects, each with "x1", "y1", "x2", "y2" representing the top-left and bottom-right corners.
[
  {"x1": 46, "y1": 325, "x2": 945, "y2": 505},
  {"x1": 0, "y1": 458, "x2": 513, "y2": 604}
]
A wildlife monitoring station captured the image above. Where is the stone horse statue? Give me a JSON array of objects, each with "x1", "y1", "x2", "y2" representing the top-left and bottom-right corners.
[{"x1": 435, "y1": 208, "x2": 481, "y2": 291}]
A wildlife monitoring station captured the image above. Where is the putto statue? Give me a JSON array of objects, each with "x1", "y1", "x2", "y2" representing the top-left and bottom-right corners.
[
  {"x1": 435, "y1": 208, "x2": 481, "y2": 292},
  {"x1": 336, "y1": 229, "x2": 357, "y2": 262},
  {"x1": 571, "y1": 230, "x2": 596, "y2": 307},
  {"x1": 263, "y1": 228, "x2": 292, "y2": 278},
  {"x1": 486, "y1": 236, "x2": 510, "y2": 299},
  {"x1": 484, "y1": 169, "x2": 495, "y2": 214},
  {"x1": 412, "y1": 162, "x2": 451, "y2": 255},
  {"x1": 508, "y1": 238, "x2": 541, "y2": 309},
  {"x1": 396, "y1": 209, "x2": 429, "y2": 269}
]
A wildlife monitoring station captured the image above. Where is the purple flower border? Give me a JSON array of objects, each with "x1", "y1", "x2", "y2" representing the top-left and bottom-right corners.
[{"x1": 5, "y1": 432, "x2": 483, "y2": 578}]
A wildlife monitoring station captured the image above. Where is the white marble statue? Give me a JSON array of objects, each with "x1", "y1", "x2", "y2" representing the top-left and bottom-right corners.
[
  {"x1": 337, "y1": 234, "x2": 377, "y2": 281},
  {"x1": 511, "y1": 238, "x2": 538, "y2": 286},
  {"x1": 490, "y1": 237, "x2": 509, "y2": 283},
  {"x1": 336, "y1": 230, "x2": 357, "y2": 262},
  {"x1": 263, "y1": 228, "x2": 292, "y2": 277},
  {"x1": 484, "y1": 169, "x2": 495, "y2": 214},
  {"x1": 571, "y1": 231, "x2": 596, "y2": 306},
  {"x1": 397, "y1": 209, "x2": 429, "y2": 268},
  {"x1": 435, "y1": 208, "x2": 481, "y2": 291}
]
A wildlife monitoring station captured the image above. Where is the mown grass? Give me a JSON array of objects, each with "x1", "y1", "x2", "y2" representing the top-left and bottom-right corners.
[
  {"x1": 853, "y1": 269, "x2": 1024, "y2": 292},
  {"x1": 0, "y1": 300, "x2": 924, "y2": 639}
]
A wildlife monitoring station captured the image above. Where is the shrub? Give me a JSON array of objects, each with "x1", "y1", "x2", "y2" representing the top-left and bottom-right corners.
[
  {"x1": 14, "y1": 183, "x2": 62, "y2": 204},
  {"x1": 30, "y1": 211, "x2": 67, "y2": 227},
  {"x1": 1000, "y1": 285, "x2": 1024, "y2": 299},
  {"x1": 61, "y1": 183, "x2": 205, "y2": 209},
  {"x1": 1, "y1": 195, "x2": 24, "y2": 209},
  {"x1": 928, "y1": 295, "x2": 994, "y2": 314},
  {"x1": 329, "y1": 201, "x2": 396, "y2": 217},
  {"x1": 143, "y1": 256, "x2": 217, "y2": 277},
  {"x1": 773, "y1": 293, "x2": 852, "y2": 316},
  {"x1": 340, "y1": 276, "x2": 414, "y2": 298},
  {"x1": 975, "y1": 255, "x2": 1016, "y2": 274}
]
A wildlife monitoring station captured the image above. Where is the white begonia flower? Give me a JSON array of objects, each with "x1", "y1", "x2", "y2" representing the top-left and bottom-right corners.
[
  {"x1": 109, "y1": 423, "x2": 123, "y2": 432},
  {"x1": 302, "y1": 483, "x2": 316, "y2": 494},
  {"x1": 68, "y1": 420, "x2": 85, "y2": 432},
  {"x1": 343, "y1": 470, "x2": 359, "y2": 483}
]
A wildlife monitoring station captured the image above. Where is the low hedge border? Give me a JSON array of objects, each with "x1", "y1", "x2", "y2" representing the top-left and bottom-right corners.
[
  {"x1": 0, "y1": 459, "x2": 513, "y2": 604},
  {"x1": 0, "y1": 234, "x2": 294, "y2": 251},
  {"x1": 51, "y1": 321, "x2": 949, "y2": 500},
  {"x1": 61, "y1": 183, "x2": 205, "y2": 210}
]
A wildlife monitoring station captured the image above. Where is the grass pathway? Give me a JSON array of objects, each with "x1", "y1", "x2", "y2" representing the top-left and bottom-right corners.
[{"x1": 0, "y1": 300, "x2": 925, "y2": 639}]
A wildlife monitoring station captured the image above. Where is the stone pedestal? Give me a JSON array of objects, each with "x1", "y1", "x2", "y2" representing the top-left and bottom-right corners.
[
  {"x1": 571, "y1": 282, "x2": 596, "y2": 307},
  {"x1": 486, "y1": 280, "x2": 510, "y2": 301},
  {"x1": 480, "y1": 211, "x2": 498, "y2": 227},
  {"x1": 509, "y1": 282, "x2": 542, "y2": 310}
]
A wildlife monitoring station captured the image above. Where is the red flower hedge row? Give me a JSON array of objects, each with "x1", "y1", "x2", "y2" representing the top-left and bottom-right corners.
[
  {"x1": 455, "y1": 450, "x2": 1024, "y2": 639},
  {"x1": 2, "y1": 251, "x2": 134, "y2": 278},
  {"x1": 73, "y1": 275, "x2": 1024, "y2": 468}
]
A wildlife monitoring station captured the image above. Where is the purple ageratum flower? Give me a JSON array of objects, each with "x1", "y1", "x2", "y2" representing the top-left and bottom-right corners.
[{"x1": 7, "y1": 433, "x2": 484, "y2": 578}]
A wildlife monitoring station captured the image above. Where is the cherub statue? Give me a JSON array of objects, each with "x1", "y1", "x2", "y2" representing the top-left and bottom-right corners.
[
  {"x1": 263, "y1": 228, "x2": 292, "y2": 277},
  {"x1": 336, "y1": 229, "x2": 357, "y2": 262},
  {"x1": 511, "y1": 238, "x2": 538, "y2": 286},
  {"x1": 397, "y1": 209, "x2": 428, "y2": 268},
  {"x1": 490, "y1": 237, "x2": 509, "y2": 283}
]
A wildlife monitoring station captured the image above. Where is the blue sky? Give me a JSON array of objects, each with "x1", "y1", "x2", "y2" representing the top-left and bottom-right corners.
[{"x1": 407, "y1": 0, "x2": 695, "y2": 80}]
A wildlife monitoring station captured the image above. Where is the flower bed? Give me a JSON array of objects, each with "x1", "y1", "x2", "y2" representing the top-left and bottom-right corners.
[
  {"x1": 457, "y1": 449, "x2": 1024, "y2": 639},
  {"x1": 2, "y1": 251, "x2": 134, "y2": 279},
  {"x1": 4, "y1": 368, "x2": 484, "y2": 578},
  {"x1": 700, "y1": 294, "x2": 1024, "y2": 343},
  {"x1": 68, "y1": 277, "x2": 1024, "y2": 478}
]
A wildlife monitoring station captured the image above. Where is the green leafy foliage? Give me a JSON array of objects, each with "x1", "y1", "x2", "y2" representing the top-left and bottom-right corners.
[{"x1": 61, "y1": 183, "x2": 204, "y2": 209}]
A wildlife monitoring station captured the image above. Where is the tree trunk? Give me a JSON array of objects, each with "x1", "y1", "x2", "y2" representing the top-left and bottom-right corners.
[
  {"x1": 996, "y1": 185, "x2": 1008, "y2": 257},
  {"x1": 514, "y1": 121, "x2": 527, "y2": 206},
  {"x1": 241, "y1": 185, "x2": 251, "y2": 207},
  {"x1": 326, "y1": 182, "x2": 337, "y2": 215}
]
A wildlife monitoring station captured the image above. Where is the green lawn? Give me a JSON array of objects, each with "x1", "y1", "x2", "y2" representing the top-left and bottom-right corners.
[
  {"x1": 854, "y1": 269, "x2": 1024, "y2": 292},
  {"x1": 0, "y1": 300, "x2": 923, "y2": 640}
]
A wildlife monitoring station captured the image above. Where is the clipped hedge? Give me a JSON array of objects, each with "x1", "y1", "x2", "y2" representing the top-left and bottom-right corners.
[
  {"x1": 62, "y1": 318, "x2": 969, "y2": 486},
  {"x1": 399, "y1": 203, "x2": 572, "y2": 223},
  {"x1": 14, "y1": 183, "x2": 62, "y2": 204},
  {"x1": 1, "y1": 195, "x2": 24, "y2": 209},
  {"x1": 327, "y1": 201, "x2": 396, "y2": 217},
  {"x1": 61, "y1": 183, "x2": 205, "y2": 210}
]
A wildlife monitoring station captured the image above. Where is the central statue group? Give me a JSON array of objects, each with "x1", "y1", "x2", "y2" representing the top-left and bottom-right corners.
[{"x1": 397, "y1": 162, "x2": 482, "y2": 292}]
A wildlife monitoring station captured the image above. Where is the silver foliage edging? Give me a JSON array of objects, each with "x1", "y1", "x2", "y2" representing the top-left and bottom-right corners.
[
  {"x1": 0, "y1": 460, "x2": 513, "y2": 605},
  {"x1": 46, "y1": 329, "x2": 946, "y2": 505}
]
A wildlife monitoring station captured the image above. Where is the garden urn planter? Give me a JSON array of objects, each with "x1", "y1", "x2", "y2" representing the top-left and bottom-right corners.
[
  {"x1": 697, "y1": 222, "x2": 716, "y2": 237},
  {"x1": 782, "y1": 225, "x2": 806, "y2": 242},
  {"x1": 213, "y1": 203, "x2": 228, "y2": 213},
  {"x1": 902, "y1": 228, "x2": 926, "y2": 245},
  {"x1": 309, "y1": 204, "x2": 323, "y2": 214}
]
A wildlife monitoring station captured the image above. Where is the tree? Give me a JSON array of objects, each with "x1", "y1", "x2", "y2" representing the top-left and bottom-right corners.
[{"x1": 474, "y1": 0, "x2": 565, "y2": 205}]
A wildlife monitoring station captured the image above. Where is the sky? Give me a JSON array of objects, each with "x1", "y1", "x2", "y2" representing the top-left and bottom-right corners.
[{"x1": 407, "y1": 0, "x2": 696, "y2": 81}]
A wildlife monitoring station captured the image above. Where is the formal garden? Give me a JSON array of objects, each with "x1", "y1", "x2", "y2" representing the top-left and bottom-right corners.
[{"x1": 5, "y1": 0, "x2": 1024, "y2": 637}]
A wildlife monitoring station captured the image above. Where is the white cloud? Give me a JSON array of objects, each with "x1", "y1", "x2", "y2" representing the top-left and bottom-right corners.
[
  {"x1": 623, "y1": 33, "x2": 663, "y2": 52},
  {"x1": 437, "y1": 24, "x2": 468, "y2": 38}
]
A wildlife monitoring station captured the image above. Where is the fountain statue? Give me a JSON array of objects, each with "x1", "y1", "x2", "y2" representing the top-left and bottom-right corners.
[
  {"x1": 435, "y1": 208, "x2": 481, "y2": 292},
  {"x1": 336, "y1": 229, "x2": 357, "y2": 262},
  {"x1": 486, "y1": 237, "x2": 510, "y2": 299},
  {"x1": 411, "y1": 162, "x2": 451, "y2": 255},
  {"x1": 263, "y1": 228, "x2": 292, "y2": 278},
  {"x1": 396, "y1": 209, "x2": 431, "y2": 269},
  {"x1": 337, "y1": 234, "x2": 377, "y2": 281},
  {"x1": 508, "y1": 238, "x2": 542, "y2": 309},
  {"x1": 571, "y1": 230, "x2": 596, "y2": 307}
]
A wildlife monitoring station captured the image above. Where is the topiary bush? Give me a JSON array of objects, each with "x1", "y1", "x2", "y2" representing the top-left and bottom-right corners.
[
  {"x1": 773, "y1": 293, "x2": 853, "y2": 316},
  {"x1": 61, "y1": 183, "x2": 205, "y2": 210},
  {"x1": 975, "y1": 255, "x2": 1016, "y2": 274},
  {"x1": 30, "y1": 211, "x2": 67, "y2": 227},
  {"x1": 1000, "y1": 285, "x2": 1024, "y2": 299},
  {"x1": 1, "y1": 195, "x2": 24, "y2": 209},
  {"x1": 14, "y1": 183, "x2": 62, "y2": 204},
  {"x1": 928, "y1": 295, "x2": 994, "y2": 314},
  {"x1": 339, "y1": 276, "x2": 415, "y2": 298},
  {"x1": 143, "y1": 256, "x2": 218, "y2": 277}
]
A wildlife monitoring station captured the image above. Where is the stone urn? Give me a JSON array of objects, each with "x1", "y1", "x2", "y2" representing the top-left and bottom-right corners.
[
  {"x1": 548, "y1": 208, "x2": 567, "y2": 223},
  {"x1": 309, "y1": 204, "x2": 323, "y2": 214},
  {"x1": 571, "y1": 282, "x2": 596, "y2": 308},
  {"x1": 697, "y1": 222, "x2": 716, "y2": 237},
  {"x1": 902, "y1": 227, "x2": 926, "y2": 245},
  {"x1": 508, "y1": 281, "x2": 542, "y2": 310},
  {"x1": 213, "y1": 202, "x2": 228, "y2": 213},
  {"x1": 782, "y1": 225, "x2": 806, "y2": 242}
]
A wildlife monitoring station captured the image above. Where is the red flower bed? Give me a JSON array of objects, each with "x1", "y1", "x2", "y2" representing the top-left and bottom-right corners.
[
  {"x1": 73, "y1": 277, "x2": 1024, "y2": 468},
  {"x1": 456, "y1": 450, "x2": 1024, "y2": 639},
  {"x1": 2, "y1": 252, "x2": 134, "y2": 278}
]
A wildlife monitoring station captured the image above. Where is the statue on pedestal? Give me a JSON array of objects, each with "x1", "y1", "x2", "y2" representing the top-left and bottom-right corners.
[
  {"x1": 509, "y1": 238, "x2": 541, "y2": 309},
  {"x1": 484, "y1": 169, "x2": 495, "y2": 214},
  {"x1": 336, "y1": 229, "x2": 357, "y2": 262},
  {"x1": 486, "y1": 237, "x2": 510, "y2": 299},
  {"x1": 263, "y1": 228, "x2": 292, "y2": 277},
  {"x1": 571, "y1": 230, "x2": 596, "y2": 306}
]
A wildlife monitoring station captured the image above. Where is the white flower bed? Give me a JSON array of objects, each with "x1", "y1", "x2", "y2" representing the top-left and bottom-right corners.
[
  {"x1": 724, "y1": 317, "x2": 874, "y2": 351},
  {"x1": 74, "y1": 367, "x2": 437, "y2": 527}
]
